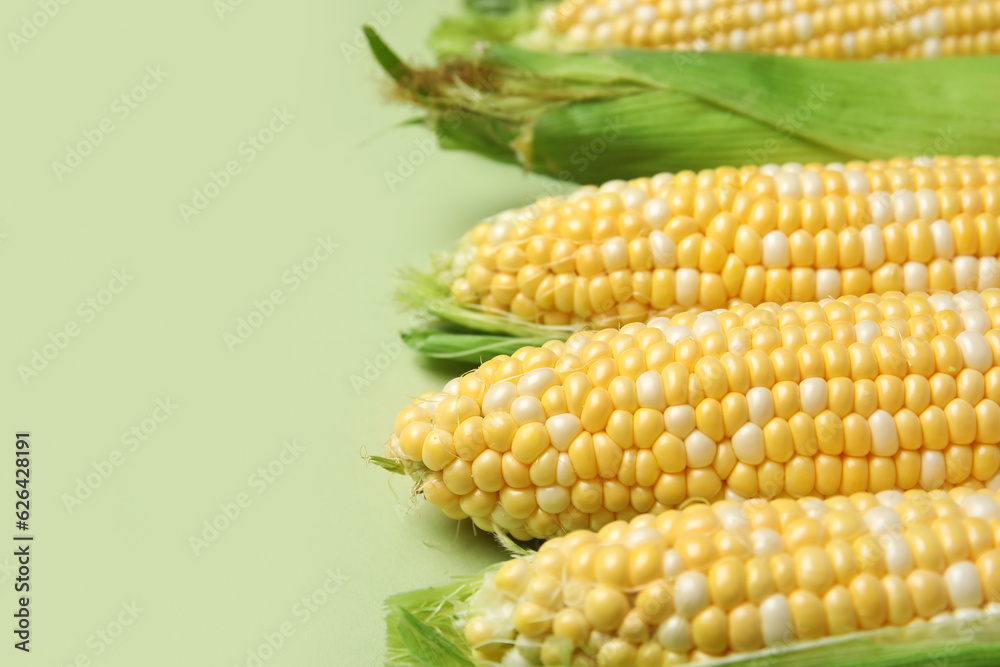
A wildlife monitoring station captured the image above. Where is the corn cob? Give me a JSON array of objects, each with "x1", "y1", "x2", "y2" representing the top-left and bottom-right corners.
[
  {"x1": 535, "y1": 0, "x2": 1000, "y2": 58},
  {"x1": 456, "y1": 489, "x2": 1000, "y2": 666},
  {"x1": 450, "y1": 156, "x2": 1000, "y2": 328},
  {"x1": 381, "y1": 290, "x2": 1000, "y2": 540}
]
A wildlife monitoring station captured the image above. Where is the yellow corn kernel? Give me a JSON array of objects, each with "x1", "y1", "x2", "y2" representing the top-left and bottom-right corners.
[
  {"x1": 459, "y1": 491, "x2": 1000, "y2": 666},
  {"x1": 386, "y1": 291, "x2": 1000, "y2": 537}
]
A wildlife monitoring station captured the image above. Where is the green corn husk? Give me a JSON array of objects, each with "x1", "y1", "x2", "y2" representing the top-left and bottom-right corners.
[
  {"x1": 430, "y1": 0, "x2": 548, "y2": 56},
  {"x1": 385, "y1": 559, "x2": 1000, "y2": 667},
  {"x1": 462, "y1": 0, "x2": 548, "y2": 14},
  {"x1": 395, "y1": 263, "x2": 579, "y2": 364},
  {"x1": 366, "y1": 27, "x2": 1000, "y2": 184}
]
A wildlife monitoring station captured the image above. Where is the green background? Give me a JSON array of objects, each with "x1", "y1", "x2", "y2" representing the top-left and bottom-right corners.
[{"x1": 1, "y1": 1, "x2": 566, "y2": 664}]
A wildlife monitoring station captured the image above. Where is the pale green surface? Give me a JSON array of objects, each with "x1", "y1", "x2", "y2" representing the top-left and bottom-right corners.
[{"x1": 0, "y1": 1, "x2": 563, "y2": 664}]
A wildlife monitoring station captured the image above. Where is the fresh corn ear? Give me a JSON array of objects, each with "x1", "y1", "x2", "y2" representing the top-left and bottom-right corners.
[
  {"x1": 379, "y1": 290, "x2": 1000, "y2": 540},
  {"x1": 386, "y1": 490, "x2": 1000, "y2": 667},
  {"x1": 399, "y1": 156, "x2": 1000, "y2": 360},
  {"x1": 365, "y1": 28, "x2": 1000, "y2": 181},
  {"x1": 430, "y1": 0, "x2": 1000, "y2": 59},
  {"x1": 531, "y1": 0, "x2": 1000, "y2": 58},
  {"x1": 451, "y1": 156, "x2": 1000, "y2": 326}
]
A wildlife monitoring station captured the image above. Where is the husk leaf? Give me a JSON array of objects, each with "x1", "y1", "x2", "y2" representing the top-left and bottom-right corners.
[
  {"x1": 366, "y1": 28, "x2": 1000, "y2": 182},
  {"x1": 395, "y1": 266, "x2": 579, "y2": 363},
  {"x1": 429, "y1": 0, "x2": 545, "y2": 56},
  {"x1": 385, "y1": 578, "x2": 485, "y2": 667}
]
